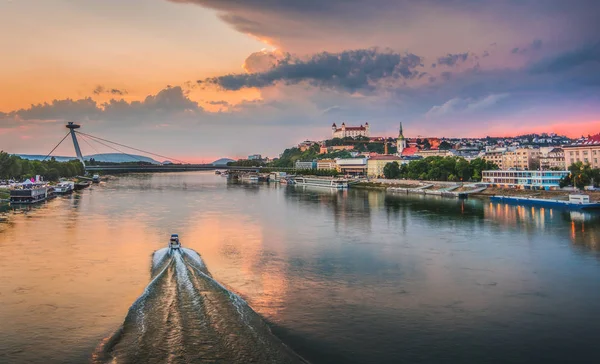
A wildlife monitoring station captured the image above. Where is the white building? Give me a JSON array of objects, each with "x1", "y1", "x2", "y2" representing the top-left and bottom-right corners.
[
  {"x1": 332, "y1": 122, "x2": 370, "y2": 138},
  {"x1": 482, "y1": 170, "x2": 569, "y2": 190},
  {"x1": 295, "y1": 161, "x2": 316, "y2": 169}
]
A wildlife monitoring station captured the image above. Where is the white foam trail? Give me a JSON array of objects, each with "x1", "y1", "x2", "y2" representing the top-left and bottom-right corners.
[
  {"x1": 152, "y1": 248, "x2": 170, "y2": 270},
  {"x1": 182, "y1": 248, "x2": 205, "y2": 269}
]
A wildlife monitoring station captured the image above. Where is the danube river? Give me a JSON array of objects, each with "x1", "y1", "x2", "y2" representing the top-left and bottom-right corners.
[{"x1": 1, "y1": 172, "x2": 600, "y2": 363}]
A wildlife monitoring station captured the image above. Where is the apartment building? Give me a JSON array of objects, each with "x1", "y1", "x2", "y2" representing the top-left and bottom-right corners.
[{"x1": 563, "y1": 134, "x2": 600, "y2": 169}]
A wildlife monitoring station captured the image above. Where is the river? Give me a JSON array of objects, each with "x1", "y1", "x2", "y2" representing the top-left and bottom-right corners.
[{"x1": 1, "y1": 172, "x2": 600, "y2": 363}]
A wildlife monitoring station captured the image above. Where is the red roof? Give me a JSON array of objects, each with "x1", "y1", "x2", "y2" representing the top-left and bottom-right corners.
[
  {"x1": 567, "y1": 133, "x2": 600, "y2": 147},
  {"x1": 401, "y1": 147, "x2": 419, "y2": 156}
]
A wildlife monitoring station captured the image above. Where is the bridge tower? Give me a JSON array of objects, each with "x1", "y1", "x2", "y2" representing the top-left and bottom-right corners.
[{"x1": 66, "y1": 122, "x2": 85, "y2": 169}]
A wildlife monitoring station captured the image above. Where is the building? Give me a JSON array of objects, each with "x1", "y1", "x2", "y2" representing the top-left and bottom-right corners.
[
  {"x1": 295, "y1": 161, "x2": 316, "y2": 169},
  {"x1": 415, "y1": 149, "x2": 454, "y2": 158},
  {"x1": 367, "y1": 156, "x2": 401, "y2": 177},
  {"x1": 330, "y1": 145, "x2": 355, "y2": 151},
  {"x1": 540, "y1": 147, "x2": 566, "y2": 170},
  {"x1": 336, "y1": 158, "x2": 367, "y2": 175},
  {"x1": 563, "y1": 134, "x2": 600, "y2": 169},
  {"x1": 332, "y1": 122, "x2": 370, "y2": 138},
  {"x1": 248, "y1": 154, "x2": 262, "y2": 160},
  {"x1": 298, "y1": 141, "x2": 317, "y2": 152},
  {"x1": 396, "y1": 122, "x2": 407, "y2": 156},
  {"x1": 482, "y1": 147, "x2": 540, "y2": 170},
  {"x1": 482, "y1": 170, "x2": 569, "y2": 190},
  {"x1": 502, "y1": 148, "x2": 540, "y2": 170},
  {"x1": 316, "y1": 159, "x2": 337, "y2": 170}
]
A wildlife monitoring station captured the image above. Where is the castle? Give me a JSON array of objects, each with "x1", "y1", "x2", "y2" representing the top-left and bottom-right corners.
[{"x1": 332, "y1": 122, "x2": 370, "y2": 138}]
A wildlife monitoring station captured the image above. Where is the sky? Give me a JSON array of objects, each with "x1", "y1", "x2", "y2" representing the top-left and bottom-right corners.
[{"x1": 1, "y1": 0, "x2": 599, "y2": 162}]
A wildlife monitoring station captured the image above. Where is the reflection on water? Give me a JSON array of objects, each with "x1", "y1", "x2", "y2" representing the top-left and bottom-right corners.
[{"x1": 1, "y1": 173, "x2": 600, "y2": 364}]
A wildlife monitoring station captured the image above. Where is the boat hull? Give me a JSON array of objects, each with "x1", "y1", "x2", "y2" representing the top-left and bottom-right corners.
[{"x1": 490, "y1": 196, "x2": 600, "y2": 210}]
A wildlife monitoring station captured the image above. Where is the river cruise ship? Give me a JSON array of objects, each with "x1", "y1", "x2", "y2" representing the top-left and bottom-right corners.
[
  {"x1": 10, "y1": 184, "x2": 53, "y2": 204},
  {"x1": 294, "y1": 177, "x2": 349, "y2": 189},
  {"x1": 490, "y1": 194, "x2": 600, "y2": 210}
]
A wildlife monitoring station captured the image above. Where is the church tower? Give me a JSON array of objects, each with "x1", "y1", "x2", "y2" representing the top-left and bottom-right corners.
[{"x1": 396, "y1": 122, "x2": 407, "y2": 156}]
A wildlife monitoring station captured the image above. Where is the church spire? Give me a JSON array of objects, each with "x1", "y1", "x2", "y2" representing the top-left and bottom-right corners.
[{"x1": 399, "y1": 122, "x2": 404, "y2": 137}]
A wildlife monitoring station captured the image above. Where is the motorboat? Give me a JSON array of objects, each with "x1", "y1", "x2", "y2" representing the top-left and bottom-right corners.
[
  {"x1": 74, "y1": 181, "x2": 91, "y2": 190},
  {"x1": 54, "y1": 181, "x2": 75, "y2": 195},
  {"x1": 169, "y1": 234, "x2": 181, "y2": 250},
  {"x1": 92, "y1": 174, "x2": 101, "y2": 183},
  {"x1": 215, "y1": 170, "x2": 222, "y2": 175}
]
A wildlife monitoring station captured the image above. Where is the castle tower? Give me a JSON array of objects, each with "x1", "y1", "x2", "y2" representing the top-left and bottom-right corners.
[
  {"x1": 396, "y1": 122, "x2": 406, "y2": 156},
  {"x1": 331, "y1": 123, "x2": 337, "y2": 137},
  {"x1": 365, "y1": 122, "x2": 370, "y2": 136}
]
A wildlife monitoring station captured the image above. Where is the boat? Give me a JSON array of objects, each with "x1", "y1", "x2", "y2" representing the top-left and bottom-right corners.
[
  {"x1": 92, "y1": 174, "x2": 101, "y2": 183},
  {"x1": 490, "y1": 194, "x2": 600, "y2": 210},
  {"x1": 240, "y1": 174, "x2": 259, "y2": 183},
  {"x1": 10, "y1": 183, "x2": 50, "y2": 204},
  {"x1": 54, "y1": 181, "x2": 75, "y2": 195},
  {"x1": 294, "y1": 177, "x2": 348, "y2": 189},
  {"x1": 74, "y1": 181, "x2": 91, "y2": 191},
  {"x1": 169, "y1": 234, "x2": 181, "y2": 250},
  {"x1": 215, "y1": 170, "x2": 222, "y2": 175}
]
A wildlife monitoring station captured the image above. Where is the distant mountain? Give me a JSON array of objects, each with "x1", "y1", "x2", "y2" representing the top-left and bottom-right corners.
[
  {"x1": 85, "y1": 153, "x2": 160, "y2": 164},
  {"x1": 15, "y1": 153, "x2": 160, "y2": 164},
  {"x1": 212, "y1": 158, "x2": 235, "y2": 166}
]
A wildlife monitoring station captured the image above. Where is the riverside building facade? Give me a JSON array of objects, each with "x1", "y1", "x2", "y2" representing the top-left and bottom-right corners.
[
  {"x1": 563, "y1": 134, "x2": 600, "y2": 169},
  {"x1": 482, "y1": 170, "x2": 569, "y2": 190}
]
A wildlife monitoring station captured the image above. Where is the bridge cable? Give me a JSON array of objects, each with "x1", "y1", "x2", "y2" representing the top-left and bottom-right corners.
[
  {"x1": 77, "y1": 134, "x2": 148, "y2": 163},
  {"x1": 75, "y1": 131, "x2": 188, "y2": 164},
  {"x1": 77, "y1": 133, "x2": 101, "y2": 155},
  {"x1": 42, "y1": 132, "x2": 71, "y2": 161}
]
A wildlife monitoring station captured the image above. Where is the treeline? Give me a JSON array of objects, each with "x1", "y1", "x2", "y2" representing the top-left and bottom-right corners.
[
  {"x1": 383, "y1": 157, "x2": 498, "y2": 181},
  {"x1": 560, "y1": 162, "x2": 600, "y2": 189},
  {"x1": 0, "y1": 151, "x2": 85, "y2": 181}
]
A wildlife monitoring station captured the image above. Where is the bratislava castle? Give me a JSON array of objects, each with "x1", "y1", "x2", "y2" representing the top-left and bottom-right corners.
[{"x1": 331, "y1": 122, "x2": 370, "y2": 138}]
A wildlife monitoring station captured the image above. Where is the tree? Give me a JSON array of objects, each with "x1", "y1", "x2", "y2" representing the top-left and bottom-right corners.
[
  {"x1": 438, "y1": 141, "x2": 453, "y2": 150},
  {"x1": 383, "y1": 162, "x2": 401, "y2": 179},
  {"x1": 568, "y1": 162, "x2": 594, "y2": 189}
]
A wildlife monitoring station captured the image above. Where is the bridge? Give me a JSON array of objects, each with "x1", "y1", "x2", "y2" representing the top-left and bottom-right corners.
[{"x1": 44, "y1": 123, "x2": 294, "y2": 174}]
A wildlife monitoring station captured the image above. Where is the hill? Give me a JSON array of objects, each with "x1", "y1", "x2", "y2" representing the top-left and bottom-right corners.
[
  {"x1": 212, "y1": 158, "x2": 235, "y2": 166},
  {"x1": 15, "y1": 153, "x2": 160, "y2": 164}
]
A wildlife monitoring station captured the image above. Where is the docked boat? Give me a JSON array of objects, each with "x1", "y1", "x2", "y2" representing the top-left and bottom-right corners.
[
  {"x1": 54, "y1": 181, "x2": 75, "y2": 195},
  {"x1": 215, "y1": 170, "x2": 222, "y2": 175},
  {"x1": 490, "y1": 194, "x2": 600, "y2": 210},
  {"x1": 92, "y1": 174, "x2": 101, "y2": 183},
  {"x1": 10, "y1": 183, "x2": 51, "y2": 204},
  {"x1": 169, "y1": 234, "x2": 181, "y2": 250},
  {"x1": 294, "y1": 177, "x2": 348, "y2": 189},
  {"x1": 240, "y1": 174, "x2": 259, "y2": 183},
  {"x1": 74, "y1": 181, "x2": 91, "y2": 190}
]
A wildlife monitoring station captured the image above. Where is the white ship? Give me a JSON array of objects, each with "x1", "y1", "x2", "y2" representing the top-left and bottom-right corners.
[
  {"x1": 293, "y1": 177, "x2": 348, "y2": 189},
  {"x1": 54, "y1": 181, "x2": 75, "y2": 194}
]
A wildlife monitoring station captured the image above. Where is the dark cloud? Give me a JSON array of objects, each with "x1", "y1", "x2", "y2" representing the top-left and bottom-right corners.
[
  {"x1": 511, "y1": 47, "x2": 520, "y2": 54},
  {"x1": 200, "y1": 48, "x2": 422, "y2": 92},
  {"x1": 511, "y1": 39, "x2": 544, "y2": 55},
  {"x1": 529, "y1": 42, "x2": 600, "y2": 74},
  {"x1": 93, "y1": 85, "x2": 128, "y2": 96},
  {"x1": 6, "y1": 86, "x2": 201, "y2": 123},
  {"x1": 168, "y1": 0, "x2": 600, "y2": 54},
  {"x1": 437, "y1": 52, "x2": 469, "y2": 67}
]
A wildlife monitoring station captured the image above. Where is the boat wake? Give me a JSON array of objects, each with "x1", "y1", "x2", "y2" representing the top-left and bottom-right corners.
[{"x1": 92, "y1": 247, "x2": 306, "y2": 363}]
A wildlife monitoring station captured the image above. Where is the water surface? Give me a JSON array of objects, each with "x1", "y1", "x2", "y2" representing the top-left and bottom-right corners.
[{"x1": 1, "y1": 172, "x2": 600, "y2": 363}]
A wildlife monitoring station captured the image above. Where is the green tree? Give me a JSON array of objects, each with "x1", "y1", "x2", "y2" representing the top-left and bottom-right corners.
[
  {"x1": 383, "y1": 162, "x2": 401, "y2": 179},
  {"x1": 438, "y1": 141, "x2": 453, "y2": 150}
]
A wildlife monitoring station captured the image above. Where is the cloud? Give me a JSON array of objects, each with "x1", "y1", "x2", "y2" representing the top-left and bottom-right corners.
[
  {"x1": 200, "y1": 48, "x2": 422, "y2": 92},
  {"x1": 168, "y1": 0, "x2": 599, "y2": 58},
  {"x1": 93, "y1": 85, "x2": 128, "y2": 96},
  {"x1": 529, "y1": 41, "x2": 600, "y2": 74},
  {"x1": 206, "y1": 100, "x2": 230, "y2": 106},
  {"x1": 511, "y1": 39, "x2": 544, "y2": 55},
  {"x1": 4, "y1": 86, "x2": 201, "y2": 124},
  {"x1": 437, "y1": 52, "x2": 469, "y2": 66},
  {"x1": 242, "y1": 49, "x2": 286, "y2": 73},
  {"x1": 425, "y1": 93, "x2": 510, "y2": 118}
]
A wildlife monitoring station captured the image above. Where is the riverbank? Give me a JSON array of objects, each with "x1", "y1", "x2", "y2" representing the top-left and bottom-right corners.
[{"x1": 352, "y1": 180, "x2": 600, "y2": 202}]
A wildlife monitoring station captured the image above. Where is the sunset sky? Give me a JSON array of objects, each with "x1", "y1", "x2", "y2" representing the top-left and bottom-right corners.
[{"x1": 1, "y1": 0, "x2": 599, "y2": 162}]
